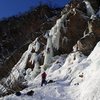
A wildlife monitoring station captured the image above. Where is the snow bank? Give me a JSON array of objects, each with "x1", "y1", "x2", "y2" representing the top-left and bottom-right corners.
[
  {"x1": 80, "y1": 41, "x2": 100, "y2": 100},
  {"x1": 88, "y1": 41, "x2": 100, "y2": 62}
]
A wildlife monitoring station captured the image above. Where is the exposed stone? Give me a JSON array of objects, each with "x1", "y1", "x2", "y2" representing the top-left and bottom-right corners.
[
  {"x1": 70, "y1": 0, "x2": 81, "y2": 9},
  {"x1": 74, "y1": 33, "x2": 96, "y2": 55},
  {"x1": 76, "y1": 1, "x2": 87, "y2": 14},
  {"x1": 0, "y1": 42, "x2": 30, "y2": 79},
  {"x1": 91, "y1": 19, "x2": 100, "y2": 40},
  {"x1": 67, "y1": 9, "x2": 88, "y2": 40},
  {"x1": 55, "y1": 8, "x2": 88, "y2": 54}
]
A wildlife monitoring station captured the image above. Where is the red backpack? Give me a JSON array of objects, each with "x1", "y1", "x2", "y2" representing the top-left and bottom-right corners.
[{"x1": 42, "y1": 72, "x2": 47, "y2": 79}]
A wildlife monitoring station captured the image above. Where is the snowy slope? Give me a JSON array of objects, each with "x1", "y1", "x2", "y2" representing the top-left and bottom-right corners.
[
  {"x1": 1, "y1": 41, "x2": 100, "y2": 100},
  {"x1": 79, "y1": 42, "x2": 100, "y2": 100},
  {"x1": 0, "y1": 0, "x2": 100, "y2": 99}
]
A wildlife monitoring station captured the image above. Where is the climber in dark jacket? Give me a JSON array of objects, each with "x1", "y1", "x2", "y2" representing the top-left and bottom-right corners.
[{"x1": 41, "y1": 71, "x2": 47, "y2": 86}]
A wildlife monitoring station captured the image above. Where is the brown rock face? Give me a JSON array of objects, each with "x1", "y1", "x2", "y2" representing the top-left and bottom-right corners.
[
  {"x1": 76, "y1": 2, "x2": 87, "y2": 14},
  {"x1": 91, "y1": 19, "x2": 100, "y2": 40},
  {"x1": 73, "y1": 17, "x2": 100, "y2": 55},
  {"x1": 60, "y1": 0, "x2": 99, "y2": 55},
  {"x1": 74, "y1": 33, "x2": 96, "y2": 55},
  {"x1": 0, "y1": 42, "x2": 30, "y2": 79},
  {"x1": 67, "y1": 9, "x2": 88, "y2": 40},
  {"x1": 56, "y1": 9, "x2": 88, "y2": 54}
]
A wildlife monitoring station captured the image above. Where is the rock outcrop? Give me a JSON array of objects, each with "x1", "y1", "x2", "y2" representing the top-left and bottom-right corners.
[
  {"x1": 92, "y1": 19, "x2": 100, "y2": 39},
  {"x1": 73, "y1": 33, "x2": 96, "y2": 55}
]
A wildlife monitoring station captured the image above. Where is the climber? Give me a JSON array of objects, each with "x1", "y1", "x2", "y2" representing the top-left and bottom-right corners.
[{"x1": 41, "y1": 71, "x2": 47, "y2": 86}]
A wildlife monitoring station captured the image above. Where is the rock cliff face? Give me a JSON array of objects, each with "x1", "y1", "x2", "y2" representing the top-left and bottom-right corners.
[
  {"x1": 57, "y1": 0, "x2": 100, "y2": 55},
  {"x1": 92, "y1": 19, "x2": 100, "y2": 39},
  {"x1": 73, "y1": 33, "x2": 96, "y2": 55},
  {"x1": 0, "y1": 42, "x2": 30, "y2": 79},
  {"x1": 0, "y1": 0, "x2": 100, "y2": 88},
  {"x1": 65, "y1": 0, "x2": 100, "y2": 55}
]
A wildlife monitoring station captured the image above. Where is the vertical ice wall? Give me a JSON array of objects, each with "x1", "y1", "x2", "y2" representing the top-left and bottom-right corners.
[
  {"x1": 30, "y1": 52, "x2": 41, "y2": 79},
  {"x1": 49, "y1": 14, "x2": 67, "y2": 50},
  {"x1": 44, "y1": 33, "x2": 53, "y2": 65},
  {"x1": 43, "y1": 13, "x2": 67, "y2": 66}
]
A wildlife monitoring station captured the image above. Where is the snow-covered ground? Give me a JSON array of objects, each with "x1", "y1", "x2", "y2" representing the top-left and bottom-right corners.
[{"x1": 1, "y1": 41, "x2": 100, "y2": 100}]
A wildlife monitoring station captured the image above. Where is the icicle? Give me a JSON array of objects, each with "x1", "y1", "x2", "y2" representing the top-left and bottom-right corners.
[
  {"x1": 25, "y1": 68, "x2": 32, "y2": 81},
  {"x1": 44, "y1": 33, "x2": 53, "y2": 65},
  {"x1": 50, "y1": 14, "x2": 68, "y2": 50},
  {"x1": 30, "y1": 53, "x2": 40, "y2": 78},
  {"x1": 35, "y1": 38, "x2": 40, "y2": 52},
  {"x1": 84, "y1": 0, "x2": 95, "y2": 17},
  {"x1": 52, "y1": 31, "x2": 61, "y2": 50},
  {"x1": 48, "y1": 14, "x2": 66, "y2": 50},
  {"x1": 49, "y1": 25, "x2": 57, "y2": 36},
  {"x1": 27, "y1": 43, "x2": 34, "y2": 54},
  {"x1": 27, "y1": 38, "x2": 40, "y2": 53},
  {"x1": 29, "y1": 53, "x2": 37, "y2": 64}
]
